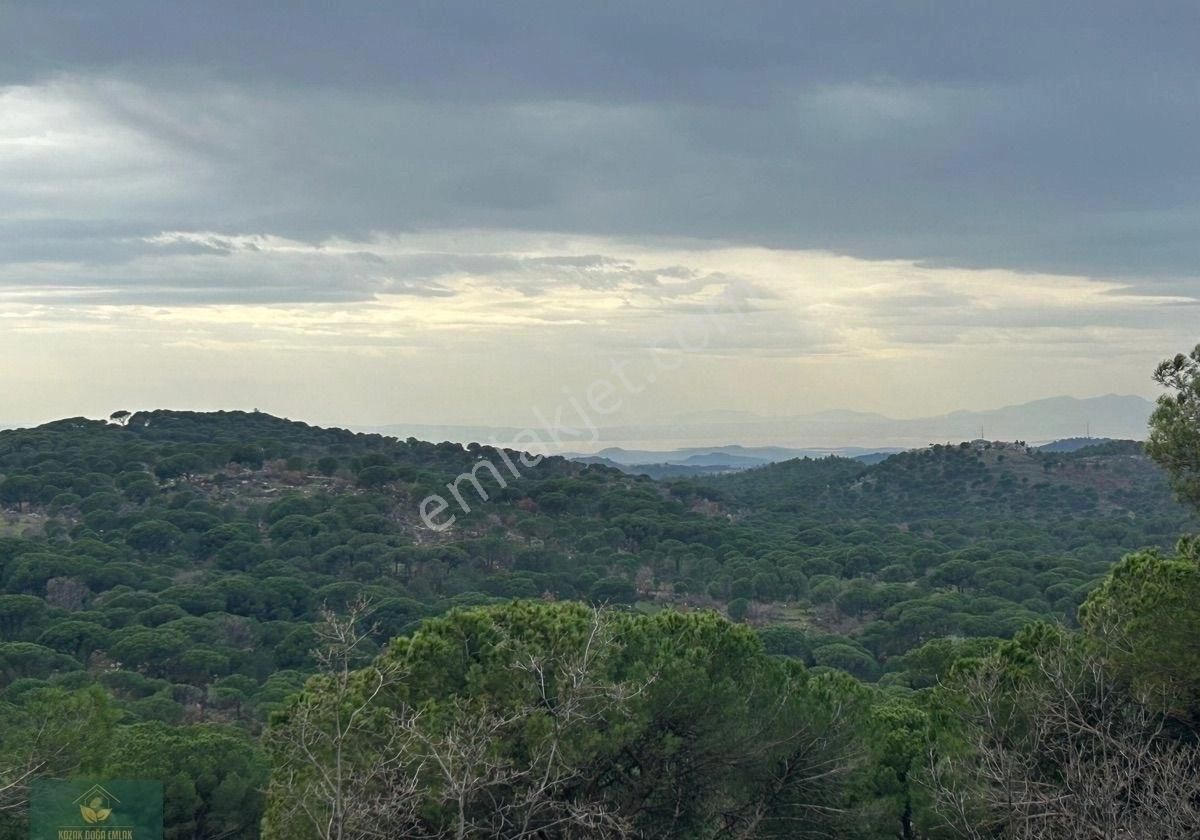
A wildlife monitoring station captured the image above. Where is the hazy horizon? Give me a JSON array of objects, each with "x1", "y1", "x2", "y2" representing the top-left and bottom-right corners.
[{"x1": 1, "y1": 392, "x2": 1156, "y2": 455}]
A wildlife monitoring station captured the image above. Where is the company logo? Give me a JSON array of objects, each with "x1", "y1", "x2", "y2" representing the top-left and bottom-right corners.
[
  {"x1": 31, "y1": 778, "x2": 162, "y2": 840},
  {"x1": 76, "y1": 784, "x2": 118, "y2": 824}
]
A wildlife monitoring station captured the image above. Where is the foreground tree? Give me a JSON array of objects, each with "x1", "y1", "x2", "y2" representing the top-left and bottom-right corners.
[
  {"x1": 925, "y1": 624, "x2": 1200, "y2": 839},
  {"x1": 1093, "y1": 345, "x2": 1200, "y2": 710},
  {"x1": 1147, "y1": 343, "x2": 1200, "y2": 510},
  {"x1": 0, "y1": 687, "x2": 116, "y2": 836},
  {"x1": 104, "y1": 722, "x2": 266, "y2": 840},
  {"x1": 263, "y1": 601, "x2": 882, "y2": 839},
  {"x1": 1079, "y1": 537, "x2": 1200, "y2": 711}
]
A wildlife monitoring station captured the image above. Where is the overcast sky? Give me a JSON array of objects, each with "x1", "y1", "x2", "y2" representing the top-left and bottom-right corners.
[{"x1": 1, "y1": 1, "x2": 1197, "y2": 431}]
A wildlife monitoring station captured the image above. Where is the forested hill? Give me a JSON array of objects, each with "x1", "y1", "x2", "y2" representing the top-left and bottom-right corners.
[
  {"x1": 1, "y1": 409, "x2": 1197, "y2": 837},
  {"x1": 11, "y1": 409, "x2": 591, "y2": 486},
  {"x1": 1, "y1": 412, "x2": 1190, "y2": 699},
  {"x1": 698, "y1": 438, "x2": 1178, "y2": 520}
]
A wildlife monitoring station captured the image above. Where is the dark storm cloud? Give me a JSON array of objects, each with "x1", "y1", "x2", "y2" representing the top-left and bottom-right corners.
[
  {"x1": 2, "y1": 0, "x2": 1199, "y2": 299},
  {"x1": 5, "y1": 2, "x2": 1198, "y2": 101}
]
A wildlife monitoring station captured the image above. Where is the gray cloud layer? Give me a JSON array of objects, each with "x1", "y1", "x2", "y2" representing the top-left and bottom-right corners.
[{"x1": 2, "y1": 0, "x2": 1199, "y2": 299}]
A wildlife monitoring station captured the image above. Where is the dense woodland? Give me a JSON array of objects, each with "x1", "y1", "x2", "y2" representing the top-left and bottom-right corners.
[{"x1": 1, "y1": 344, "x2": 1199, "y2": 838}]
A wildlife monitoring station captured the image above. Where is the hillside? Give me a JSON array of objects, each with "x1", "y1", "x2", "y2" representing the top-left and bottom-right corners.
[
  {"x1": 702, "y1": 439, "x2": 1175, "y2": 519},
  {"x1": 684, "y1": 439, "x2": 1193, "y2": 664},
  {"x1": 0, "y1": 412, "x2": 1191, "y2": 720}
]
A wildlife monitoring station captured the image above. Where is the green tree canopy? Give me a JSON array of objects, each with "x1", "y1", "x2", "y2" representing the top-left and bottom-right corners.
[{"x1": 1148, "y1": 343, "x2": 1200, "y2": 510}]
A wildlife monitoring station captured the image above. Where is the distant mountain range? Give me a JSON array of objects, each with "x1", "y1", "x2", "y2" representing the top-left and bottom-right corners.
[
  {"x1": 570, "y1": 444, "x2": 900, "y2": 467},
  {"x1": 571, "y1": 437, "x2": 1136, "y2": 479},
  {"x1": 362, "y1": 394, "x2": 1156, "y2": 453},
  {"x1": 569, "y1": 445, "x2": 903, "y2": 479}
]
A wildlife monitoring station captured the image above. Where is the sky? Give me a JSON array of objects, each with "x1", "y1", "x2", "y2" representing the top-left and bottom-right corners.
[{"x1": 1, "y1": 1, "x2": 1197, "y2": 432}]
